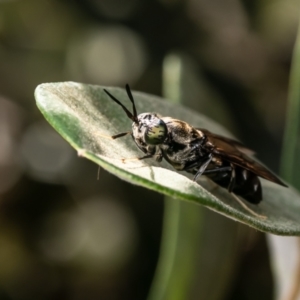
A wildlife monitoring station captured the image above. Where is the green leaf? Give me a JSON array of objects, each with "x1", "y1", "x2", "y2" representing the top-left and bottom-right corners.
[{"x1": 35, "y1": 82, "x2": 300, "y2": 235}]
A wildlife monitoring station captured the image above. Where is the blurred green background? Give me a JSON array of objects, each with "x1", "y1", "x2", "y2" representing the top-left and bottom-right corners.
[{"x1": 0, "y1": 0, "x2": 298, "y2": 299}]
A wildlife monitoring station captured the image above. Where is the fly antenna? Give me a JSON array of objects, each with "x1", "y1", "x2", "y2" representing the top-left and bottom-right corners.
[
  {"x1": 125, "y1": 84, "x2": 137, "y2": 120},
  {"x1": 103, "y1": 87, "x2": 138, "y2": 124}
]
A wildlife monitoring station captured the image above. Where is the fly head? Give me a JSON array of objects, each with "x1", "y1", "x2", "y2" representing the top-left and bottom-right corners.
[
  {"x1": 104, "y1": 85, "x2": 168, "y2": 150},
  {"x1": 132, "y1": 113, "x2": 168, "y2": 147}
]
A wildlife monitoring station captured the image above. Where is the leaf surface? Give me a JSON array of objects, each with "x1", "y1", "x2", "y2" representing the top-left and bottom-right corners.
[{"x1": 35, "y1": 82, "x2": 300, "y2": 235}]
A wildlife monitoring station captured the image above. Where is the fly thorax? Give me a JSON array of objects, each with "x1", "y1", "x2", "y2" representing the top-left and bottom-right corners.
[{"x1": 132, "y1": 113, "x2": 168, "y2": 147}]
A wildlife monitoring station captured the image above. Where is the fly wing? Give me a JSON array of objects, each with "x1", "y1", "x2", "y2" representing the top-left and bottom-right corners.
[
  {"x1": 198, "y1": 128, "x2": 255, "y2": 155},
  {"x1": 198, "y1": 129, "x2": 287, "y2": 187}
]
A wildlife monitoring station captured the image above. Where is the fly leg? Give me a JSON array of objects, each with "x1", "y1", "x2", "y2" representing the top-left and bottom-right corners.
[
  {"x1": 205, "y1": 178, "x2": 266, "y2": 219},
  {"x1": 227, "y1": 163, "x2": 236, "y2": 193},
  {"x1": 191, "y1": 166, "x2": 232, "y2": 192},
  {"x1": 191, "y1": 166, "x2": 232, "y2": 193},
  {"x1": 230, "y1": 193, "x2": 266, "y2": 219},
  {"x1": 99, "y1": 131, "x2": 162, "y2": 163},
  {"x1": 189, "y1": 162, "x2": 266, "y2": 219},
  {"x1": 99, "y1": 131, "x2": 131, "y2": 140},
  {"x1": 122, "y1": 154, "x2": 154, "y2": 163},
  {"x1": 183, "y1": 154, "x2": 228, "y2": 181},
  {"x1": 226, "y1": 164, "x2": 266, "y2": 218},
  {"x1": 193, "y1": 154, "x2": 213, "y2": 182},
  {"x1": 202, "y1": 163, "x2": 235, "y2": 191},
  {"x1": 122, "y1": 151, "x2": 163, "y2": 163},
  {"x1": 202, "y1": 166, "x2": 232, "y2": 175}
]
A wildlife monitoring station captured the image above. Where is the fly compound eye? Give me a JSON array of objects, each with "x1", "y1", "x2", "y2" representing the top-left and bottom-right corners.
[{"x1": 144, "y1": 119, "x2": 167, "y2": 145}]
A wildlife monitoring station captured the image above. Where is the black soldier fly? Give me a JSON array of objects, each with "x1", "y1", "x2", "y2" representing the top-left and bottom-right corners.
[{"x1": 103, "y1": 85, "x2": 287, "y2": 217}]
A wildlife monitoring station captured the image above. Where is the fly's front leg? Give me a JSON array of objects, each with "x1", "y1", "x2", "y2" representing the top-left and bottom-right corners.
[
  {"x1": 99, "y1": 131, "x2": 131, "y2": 140},
  {"x1": 99, "y1": 131, "x2": 152, "y2": 162},
  {"x1": 155, "y1": 151, "x2": 163, "y2": 162},
  {"x1": 99, "y1": 130, "x2": 163, "y2": 164},
  {"x1": 122, "y1": 149, "x2": 163, "y2": 163}
]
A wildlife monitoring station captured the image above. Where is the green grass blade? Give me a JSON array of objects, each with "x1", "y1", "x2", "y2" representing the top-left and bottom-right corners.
[{"x1": 281, "y1": 21, "x2": 300, "y2": 187}]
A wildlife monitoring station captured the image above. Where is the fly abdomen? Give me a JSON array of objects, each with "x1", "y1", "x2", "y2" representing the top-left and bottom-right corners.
[
  {"x1": 232, "y1": 168, "x2": 262, "y2": 204},
  {"x1": 209, "y1": 167, "x2": 262, "y2": 204}
]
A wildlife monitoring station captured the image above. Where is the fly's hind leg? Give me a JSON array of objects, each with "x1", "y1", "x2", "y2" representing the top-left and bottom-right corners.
[
  {"x1": 195, "y1": 164, "x2": 266, "y2": 219},
  {"x1": 205, "y1": 179, "x2": 267, "y2": 219},
  {"x1": 226, "y1": 164, "x2": 266, "y2": 219},
  {"x1": 230, "y1": 193, "x2": 266, "y2": 219}
]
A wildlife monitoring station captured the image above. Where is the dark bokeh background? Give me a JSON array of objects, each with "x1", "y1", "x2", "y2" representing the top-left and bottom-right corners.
[{"x1": 0, "y1": 0, "x2": 297, "y2": 299}]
